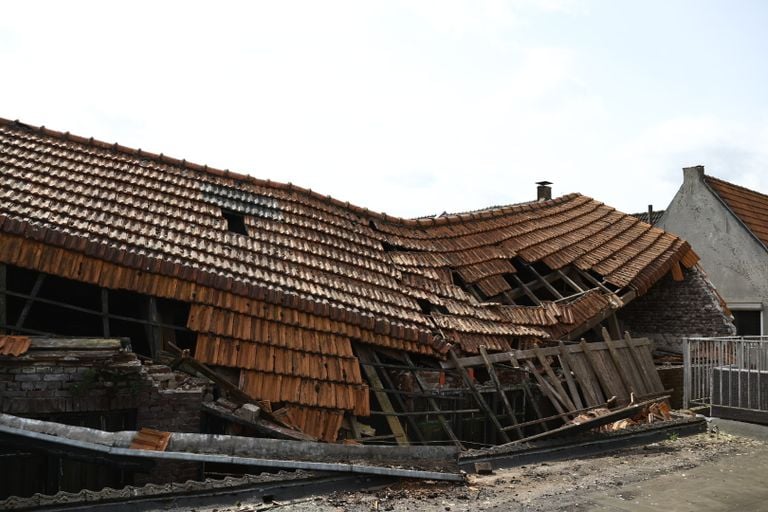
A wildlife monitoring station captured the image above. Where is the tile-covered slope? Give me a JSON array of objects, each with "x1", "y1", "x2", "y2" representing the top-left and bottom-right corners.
[
  {"x1": 706, "y1": 175, "x2": 768, "y2": 248},
  {"x1": 0, "y1": 119, "x2": 696, "y2": 438}
]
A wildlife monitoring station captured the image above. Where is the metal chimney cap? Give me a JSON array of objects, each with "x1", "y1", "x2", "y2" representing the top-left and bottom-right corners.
[{"x1": 536, "y1": 180, "x2": 553, "y2": 186}]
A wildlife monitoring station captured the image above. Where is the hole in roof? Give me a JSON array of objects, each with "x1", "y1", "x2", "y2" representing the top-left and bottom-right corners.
[
  {"x1": 381, "y1": 240, "x2": 413, "y2": 252},
  {"x1": 416, "y1": 298, "x2": 448, "y2": 315},
  {"x1": 221, "y1": 209, "x2": 248, "y2": 236}
]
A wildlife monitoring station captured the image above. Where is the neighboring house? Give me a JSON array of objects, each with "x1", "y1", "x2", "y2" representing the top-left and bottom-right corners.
[
  {"x1": 659, "y1": 165, "x2": 768, "y2": 335},
  {"x1": 632, "y1": 206, "x2": 665, "y2": 226},
  {"x1": 0, "y1": 119, "x2": 733, "y2": 444}
]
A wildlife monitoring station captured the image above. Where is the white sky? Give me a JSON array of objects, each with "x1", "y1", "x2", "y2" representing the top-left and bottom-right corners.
[{"x1": 2, "y1": 1, "x2": 767, "y2": 217}]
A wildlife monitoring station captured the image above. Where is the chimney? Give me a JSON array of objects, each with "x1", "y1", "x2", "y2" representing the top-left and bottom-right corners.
[
  {"x1": 683, "y1": 165, "x2": 705, "y2": 183},
  {"x1": 536, "y1": 181, "x2": 552, "y2": 201},
  {"x1": 647, "y1": 204, "x2": 654, "y2": 224}
]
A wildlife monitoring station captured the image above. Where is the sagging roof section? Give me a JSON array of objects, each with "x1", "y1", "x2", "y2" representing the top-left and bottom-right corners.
[{"x1": 0, "y1": 118, "x2": 699, "y2": 438}]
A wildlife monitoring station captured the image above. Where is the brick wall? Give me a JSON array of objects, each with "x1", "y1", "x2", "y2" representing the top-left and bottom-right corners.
[
  {"x1": 0, "y1": 342, "x2": 210, "y2": 486},
  {"x1": 133, "y1": 364, "x2": 207, "y2": 485},
  {"x1": 618, "y1": 265, "x2": 736, "y2": 352},
  {"x1": 0, "y1": 354, "x2": 147, "y2": 416}
]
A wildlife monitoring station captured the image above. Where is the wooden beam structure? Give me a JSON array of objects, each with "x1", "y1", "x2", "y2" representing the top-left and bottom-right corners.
[
  {"x1": 356, "y1": 346, "x2": 410, "y2": 446},
  {"x1": 479, "y1": 346, "x2": 524, "y2": 439},
  {"x1": 448, "y1": 348, "x2": 511, "y2": 444}
]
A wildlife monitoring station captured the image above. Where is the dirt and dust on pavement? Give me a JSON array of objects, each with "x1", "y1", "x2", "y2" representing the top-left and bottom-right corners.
[{"x1": 187, "y1": 428, "x2": 767, "y2": 512}]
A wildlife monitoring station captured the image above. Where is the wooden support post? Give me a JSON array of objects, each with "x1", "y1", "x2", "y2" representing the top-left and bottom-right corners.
[
  {"x1": 557, "y1": 341, "x2": 584, "y2": 410},
  {"x1": 608, "y1": 314, "x2": 622, "y2": 341},
  {"x1": 348, "y1": 415, "x2": 362, "y2": 440},
  {"x1": 370, "y1": 351, "x2": 425, "y2": 443},
  {"x1": 101, "y1": 288, "x2": 110, "y2": 337},
  {"x1": 357, "y1": 346, "x2": 410, "y2": 446},
  {"x1": 448, "y1": 348, "x2": 510, "y2": 443},
  {"x1": 402, "y1": 353, "x2": 464, "y2": 449},
  {"x1": 0, "y1": 263, "x2": 6, "y2": 334},
  {"x1": 509, "y1": 353, "x2": 548, "y2": 432},
  {"x1": 147, "y1": 297, "x2": 163, "y2": 358},
  {"x1": 480, "y1": 346, "x2": 524, "y2": 439},
  {"x1": 16, "y1": 273, "x2": 46, "y2": 329}
]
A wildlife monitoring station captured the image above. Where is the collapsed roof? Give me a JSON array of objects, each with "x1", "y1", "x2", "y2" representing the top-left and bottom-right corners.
[{"x1": 0, "y1": 118, "x2": 700, "y2": 439}]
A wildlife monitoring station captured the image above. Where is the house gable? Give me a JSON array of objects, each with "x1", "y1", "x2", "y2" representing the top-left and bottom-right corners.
[{"x1": 659, "y1": 166, "x2": 768, "y2": 333}]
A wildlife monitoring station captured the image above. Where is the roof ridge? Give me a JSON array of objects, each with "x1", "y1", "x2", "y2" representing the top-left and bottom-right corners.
[{"x1": 0, "y1": 116, "x2": 584, "y2": 228}]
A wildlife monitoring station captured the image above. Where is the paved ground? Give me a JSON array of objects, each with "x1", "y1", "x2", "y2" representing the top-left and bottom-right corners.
[
  {"x1": 582, "y1": 418, "x2": 768, "y2": 511},
  {"x1": 191, "y1": 418, "x2": 768, "y2": 512}
]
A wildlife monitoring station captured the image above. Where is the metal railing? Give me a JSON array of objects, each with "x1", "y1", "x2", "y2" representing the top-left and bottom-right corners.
[{"x1": 683, "y1": 336, "x2": 768, "y2": 411}]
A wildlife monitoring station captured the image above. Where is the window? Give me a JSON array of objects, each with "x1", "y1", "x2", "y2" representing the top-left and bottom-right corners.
[
  {"x1": 221, "y1": 209, "x2": 248, "y2": 235},
  {"x1": 732, "y1": 310, "x2": 762, "y2": 336}
]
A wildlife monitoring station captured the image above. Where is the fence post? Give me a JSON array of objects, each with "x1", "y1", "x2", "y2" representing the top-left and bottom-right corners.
[{"x1": 683, "y1": 337, "x2": 691, "y2": 409}]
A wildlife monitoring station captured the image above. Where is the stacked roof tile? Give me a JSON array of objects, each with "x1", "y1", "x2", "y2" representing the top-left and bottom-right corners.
[{"x1": 0, "y1": 118, "x2": 699, "y2": 439}]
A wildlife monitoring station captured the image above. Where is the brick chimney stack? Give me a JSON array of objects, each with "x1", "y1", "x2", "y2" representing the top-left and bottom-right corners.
[{"x1": 536, "y1": 181, "x2": 553, "y2": 201}]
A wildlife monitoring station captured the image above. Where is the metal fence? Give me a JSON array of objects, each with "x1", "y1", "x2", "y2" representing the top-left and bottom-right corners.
[{"x1": 683, "y1": 336, "x2": 768, "y2": 411}]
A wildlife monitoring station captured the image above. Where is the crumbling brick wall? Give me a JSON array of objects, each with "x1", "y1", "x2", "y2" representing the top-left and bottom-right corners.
[
  {"x1": 0, "y1": 354, "x2": 147, "y2": 416},
  {"x1": 0, "y1": 343, "x2": 210, "y2": 487},
  {"x1": 133, "y1": 364, "x2": 207, "y2": 485},
  {"x1": 618, "y1": 265, "x2": 736, "y2": 352}
]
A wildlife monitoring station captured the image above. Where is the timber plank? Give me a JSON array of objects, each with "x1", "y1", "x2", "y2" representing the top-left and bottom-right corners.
[
  {"x1": 402, "y1": 353, "x2": 464, "y2": 449},
  {"x1": 480, "y1": 346, "x2": 524, "y2": 439},
  {"x1": 566, "y1": 352, "x2": 603, "y2": 406},
  {"x1": 557, "y1": 341, "x2": 584, "y2": 410},
  {"x1": 357, "y1": 346, "x2": 410, "y2": 446},
  {"x1": 523, "y1": 359, "x2": 568, "y2": 415},
  {"x1": 534, "y1": 346, "x2": 576, "y2": 411},
  {"x1": 509, "y1": 353, "x2": 549, "y2": 432},
  {"x1": 579, "y1": 340, "x2": 613, "y2": 403},
  {"x1": 448, "y1": 349, "x2": 510, "y2": 443},
  {"x1": 623, "y1": 332, "x2": 657, "y2": 393},
  {"x1": 636, "y1": 342, "x2": 665, "y2": 392},
  {"x1": 447, "y1": 338, "x2": 653, "y2": 368}
]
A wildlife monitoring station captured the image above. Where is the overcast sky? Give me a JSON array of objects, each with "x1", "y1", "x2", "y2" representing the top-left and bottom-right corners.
[{"x1": 2, "y1": 1, "x2": 767, "y2": 217}]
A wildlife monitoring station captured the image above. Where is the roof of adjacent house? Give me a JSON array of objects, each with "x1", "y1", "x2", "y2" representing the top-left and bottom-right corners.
[
  {"x1": 632, "y1": 209, "x2": 665, "y2": 226},
  {"x1": 705, "y1": 175, "x2": 768, "y2": 249},
  {"x1": 0, "y1": 118, "x2": 699, "y2": 436}
]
